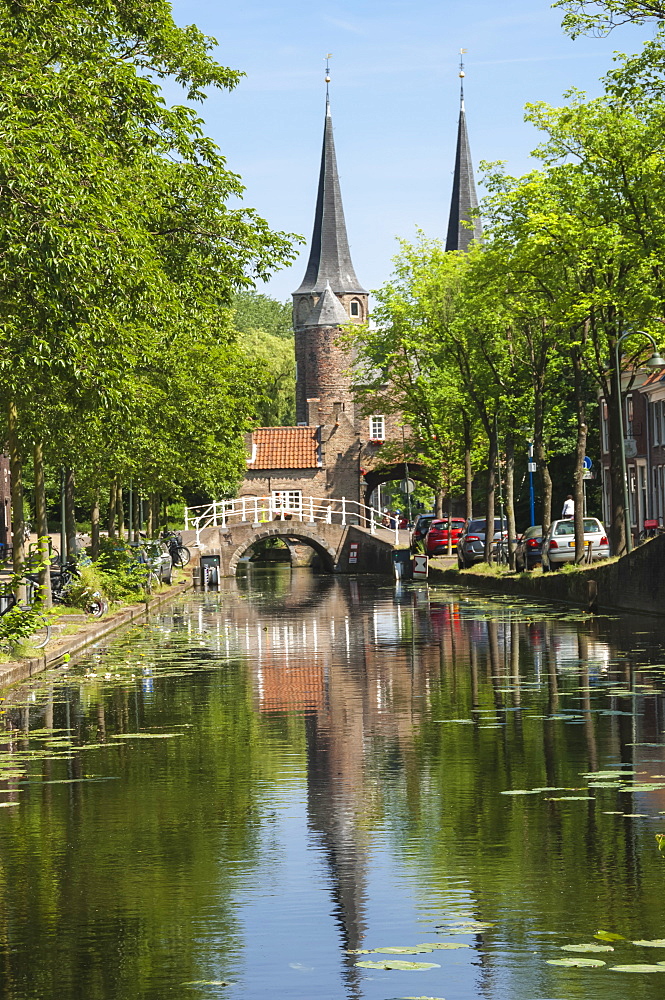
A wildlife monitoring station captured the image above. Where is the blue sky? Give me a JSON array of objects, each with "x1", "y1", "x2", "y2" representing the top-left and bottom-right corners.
[{"x1": 170, "y1": 0, "x2": 652, "y2": 303}]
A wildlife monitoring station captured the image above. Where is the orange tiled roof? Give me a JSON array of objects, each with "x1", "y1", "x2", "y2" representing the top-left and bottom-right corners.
[{"x1": 248, "y1": 427, "x2": 319, "y2": 470}]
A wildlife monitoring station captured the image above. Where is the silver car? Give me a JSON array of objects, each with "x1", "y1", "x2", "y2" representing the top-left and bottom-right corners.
[{"x1": 543, "y1": 517, "x2": 610, "y2": 569}]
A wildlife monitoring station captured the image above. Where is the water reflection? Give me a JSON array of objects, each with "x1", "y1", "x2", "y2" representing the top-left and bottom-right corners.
[{"x1": 0, "y1": 568, "x2": 664, "y2": 999}]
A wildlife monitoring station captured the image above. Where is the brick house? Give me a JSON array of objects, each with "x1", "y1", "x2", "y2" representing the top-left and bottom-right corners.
[{"x1": 598, "y1": 368, "x2": 665, "y2": 535}]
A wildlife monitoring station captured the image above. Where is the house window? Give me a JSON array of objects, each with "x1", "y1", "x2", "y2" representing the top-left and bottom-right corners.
[
  {"x1": 661, "y1": 400, "x2": 665, "y2": 445},
  {"x1": 272, "y1": 491, "x2": 302, "y2": 514},
  {"x1": 370, "y1": 415, "x2": 386, "y2": 441},
  {"x1": 350, "y1": 299, "x2": 361, "y2": 318},
  {"x1": 626, "y1": 393, "x2": 634, "y2": 435}
]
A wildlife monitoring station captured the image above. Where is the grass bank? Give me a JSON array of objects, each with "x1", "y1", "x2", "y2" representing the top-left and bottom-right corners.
[{"x1": 429, "y1": 536, "x2": 665, "y2": 618}]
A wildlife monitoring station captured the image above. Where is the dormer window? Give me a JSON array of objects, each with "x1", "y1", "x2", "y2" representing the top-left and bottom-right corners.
[{"x1": 350, "y1": 299, "x2": 361, "y2": 318}]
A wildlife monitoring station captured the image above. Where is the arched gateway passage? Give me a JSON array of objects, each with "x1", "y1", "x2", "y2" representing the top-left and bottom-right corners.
[{"x1": 363, "y1": 462, "x2": 431, "y2": 509}]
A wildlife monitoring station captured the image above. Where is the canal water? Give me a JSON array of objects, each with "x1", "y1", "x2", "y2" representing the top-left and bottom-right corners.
[{"x1": 1, "y1": 568, "x2": 665, "y2": 1000}]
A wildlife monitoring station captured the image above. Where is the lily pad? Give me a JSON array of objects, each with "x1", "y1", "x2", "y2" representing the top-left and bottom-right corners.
[
  {"x1": 110, "y1": 733, "x2": 184, "y2": 739},
  {"x1": 181, "y1": 981, "x2": 230, "y2": 986},
  {"x1": 633, "y1": 940, "x2": 665, "y2": 947},
  {"x1": 545, "y1": 796, "x2": 595, "y2": 801},
  {"x1": 501, "y1": 789, "x2": 539, "y2": 795},
  {"x1": 610, "y1": 964, "x2": 665, "y2": 972},
  {"x1": 546, "y1": 957, "x2": 606, "y2": 968},
  {"x1": 355, "y1": 960, "x2": 441, "y2": 971},
  {"x1": 561, "y1": 943, "x2": 614, "y2": 953},
  {"x1": 418, "y1": 943, "x2": 469, "y2": 950},
  {"x1": 370, "y1": 947, "x2": 435, "y2": 955},
  {"x1": 594, "y1": 931, "x2": 625, "y2": 942}
]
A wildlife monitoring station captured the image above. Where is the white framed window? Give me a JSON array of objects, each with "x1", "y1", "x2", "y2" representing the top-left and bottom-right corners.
[
  {"x1": 350, "y1": 299, "x2": 361, "y2": 318},
  {"x1": 272, "y1": 490, "x2": 302, "y2": 514},
  {"x1": 369, "y1": 415, "x2": 386, "y2": 441},
  {"x1": 651, "y1": 399, "x2": 659, "y2": 447},
  {"x1": 660, "y1": 401, "x2": 665, "y2": 445}
]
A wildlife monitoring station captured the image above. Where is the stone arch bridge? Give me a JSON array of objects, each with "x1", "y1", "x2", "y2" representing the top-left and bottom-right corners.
[{"x1": 183, "y1": 496, "x2": 408, "y2": 577}]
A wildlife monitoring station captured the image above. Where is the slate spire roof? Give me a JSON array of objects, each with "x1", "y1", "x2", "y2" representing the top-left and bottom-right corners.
[
  {"x1": 294, "y1": 94, "x2": 367, "y2": 296},
  {"x1": 445, "y1": 68, "x2": 483, "y2": 253}
]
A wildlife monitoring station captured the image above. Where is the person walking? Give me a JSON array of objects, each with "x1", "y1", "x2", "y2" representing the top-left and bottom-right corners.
[{"x1": 562, "y1": 495, "x2": 574, "y2": 518}]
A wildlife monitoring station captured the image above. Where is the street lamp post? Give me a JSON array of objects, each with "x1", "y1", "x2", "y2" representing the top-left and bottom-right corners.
[{"x1": 614, "y1": 330, "x2": 665, "y2": 554}]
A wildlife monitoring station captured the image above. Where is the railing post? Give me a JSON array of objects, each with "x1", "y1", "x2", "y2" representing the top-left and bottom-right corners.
[
  {"x1": 185, "y1": 507, "x2": 189, "y2": 531},
  {"x1": 394, "y1": 520, "x2": 399, "y2": 545},
  {"x1": 221, "y1": 501, "x2": 227, "y2": 528},
  {"x1": 326, "y1": 505, "x2": 332, "y2": 524},
  {"x1": 370, "y1": 507, "x2": 376, "y2": 535},
  {"x1": 195, "y1": 517, "x2": 201, "y2": 546},
  {"x1": 254, "y1": 497, "x2": 258, "y2": 523},
  {"x1": 309, "y1": 497, "x2": 315, "y2": 523},
  {"x1": 213, "y1": 502, "x2": 218, "y2": 527},
  {"x1": 341, "y1": 497, "x2": 346, "y2": 526},
  {"x1": 242, "y1": 497, "x2": 246, "y2": 522}
]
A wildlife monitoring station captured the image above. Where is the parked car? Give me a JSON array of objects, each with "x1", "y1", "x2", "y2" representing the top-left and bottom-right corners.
[
  {"x1": 514, "y1": 525, "x2": 543, "y2": 572},
  {"x1": 457, "y1": 518, "x2": 508, "y2": 568},
  {"x1": 542, "y1": 517, "x2": 610, "y2": 570},
  {"x1": 411, "y1": 513, "x2": 437, "y2": 546},
  {"x1": 426, "y1": 517, "x2": 466, "y2": 556}
]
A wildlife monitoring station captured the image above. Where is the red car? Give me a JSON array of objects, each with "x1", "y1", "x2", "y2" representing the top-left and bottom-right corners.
[{"x1": 426, "y1": 518, "x2": 466, "y2": 556}]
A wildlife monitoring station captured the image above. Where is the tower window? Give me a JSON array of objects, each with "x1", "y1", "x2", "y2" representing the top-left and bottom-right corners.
[
  {"x1": 350, "y1": 299, "x2": 361, "y2": 318},
  {"x1": 370, "y1": 415, "x2": 386, "y2": 441}
]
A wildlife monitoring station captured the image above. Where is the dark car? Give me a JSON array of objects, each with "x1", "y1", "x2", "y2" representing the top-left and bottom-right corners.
[
  {"x1": 426, "y1": 517, "x2": 466, "y2": 556},
  {"x1": 411, "y1": 513, "x2": 436, "y2": 547},
  {"x1": 457, "y1": 517, "x2": 508, "y2": 568},
  {"x1": 514, "y1": 525, "x2": 543, "y2": 572}
]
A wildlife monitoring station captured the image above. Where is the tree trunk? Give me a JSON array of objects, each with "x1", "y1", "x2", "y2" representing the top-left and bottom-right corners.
[
  {"x1": 533, "y1": 373, "x2": 553, "y2": 538},
  {"x1": 505, "y1": 432, "x2": 516, "y2": 570},
  {"x1": 116, "y1": 482, "x2": 124, "y2": 541},
  {"x1": 146, "y1": 493, "x2": 153, "y2": 537},
  {"x1": 572, "y1": 344, "x2": 588, "y2": 563},
  {"x1": 483, "y1": 434, "x2": 497, "y2": 562},
  {"x1": 65, "y1": 468, "x2": 76, "y2": 562},
  {"x1": 133, "y1": 487, "x2": 141, "y2": 541},
  {"x1": 33, "y1": 441, "x2": 52, "y2": 608},
  {"x1": 7, "y1": 401, "x2": 25, "y2": 598},
  {"x1": 91, "y1": 491, "x2": 100, "y2": 561},
  {"x1": 463, "y1": 411, "x2": 473, "y2": 520},
  {"x1": 607, "y1": 359, "x2": 628, "y2": 556},
  {"x1": 108, "y1": 479, "x2": 117, "y2": 538},
  {"x1": 435, "y1": 489, "x2": 444, "y2": 518}
]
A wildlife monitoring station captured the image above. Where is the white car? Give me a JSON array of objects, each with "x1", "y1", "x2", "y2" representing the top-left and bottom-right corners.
[{"x1": 543, "y1": 517, "x2": 610, "y2": 569}]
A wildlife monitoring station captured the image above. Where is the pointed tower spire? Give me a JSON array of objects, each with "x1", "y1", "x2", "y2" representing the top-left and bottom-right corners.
[
  {"x1": 294, "y1": 66, "x2": 366, "y2": 297},
  {"x1": 445, "y1": 51, "x2": 483, "y2": 252}
]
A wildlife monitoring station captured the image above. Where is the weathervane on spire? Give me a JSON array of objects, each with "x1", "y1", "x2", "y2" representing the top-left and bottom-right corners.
[
  {"x1": 459, "y1": 48, "x2": 467, "y2": 107},
  {"x1": 325, "y1": 53, "x2": 332, "y2": 100}
]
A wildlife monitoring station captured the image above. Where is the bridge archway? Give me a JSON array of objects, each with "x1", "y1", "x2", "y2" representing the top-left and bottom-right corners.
[{"x1": 228, "y1": 526, "x2": 338, "y2": 576}]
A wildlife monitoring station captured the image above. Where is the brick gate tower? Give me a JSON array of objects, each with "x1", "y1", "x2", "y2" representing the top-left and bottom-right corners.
[
  {"x1": 239, "y1": 73, "x2": 370, "y2": 507},
  {"x1": 292, "y1": 80, "x2": 368, "y2": 425}
]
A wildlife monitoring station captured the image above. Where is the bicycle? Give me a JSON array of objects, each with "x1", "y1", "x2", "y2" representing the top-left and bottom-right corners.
[
  {"x1": 161, "y1": 529, "x2": 190, "y2": 567},
  {"x1": 0, "y1": 585, "x2": 51, "y2": 649},
  {"x1": 47, "y1": 562, "x2": 108, "y2": 618},
  {"x1": 637, "y1": 519, "x2": 664, "y2": 544}
]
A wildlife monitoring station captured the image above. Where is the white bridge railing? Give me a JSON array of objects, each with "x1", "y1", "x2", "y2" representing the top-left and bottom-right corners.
[{"x1": 184, "y1": 495, "x2": 400, "y2": 546}]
